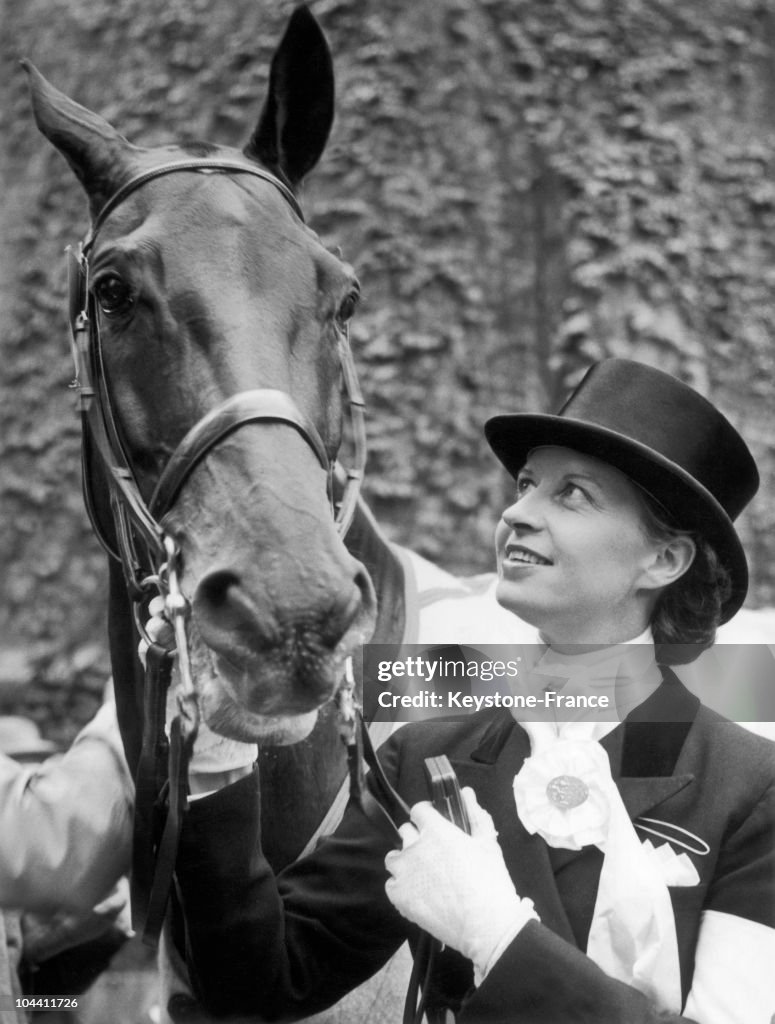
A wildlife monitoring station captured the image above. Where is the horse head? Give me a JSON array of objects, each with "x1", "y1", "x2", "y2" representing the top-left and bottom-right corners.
[{"x1": 24, "y1": 8, "x2": 377, "y2": 746}]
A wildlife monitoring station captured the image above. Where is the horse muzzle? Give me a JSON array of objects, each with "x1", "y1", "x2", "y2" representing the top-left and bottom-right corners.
[{"x1": 189, "y1": 555, "x2": 375, "y2": 717}]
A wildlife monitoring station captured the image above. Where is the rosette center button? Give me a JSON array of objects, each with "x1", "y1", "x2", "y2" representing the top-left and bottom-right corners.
[{"x1": 546, "y1": 774, "x2": 589, "y2": 810}]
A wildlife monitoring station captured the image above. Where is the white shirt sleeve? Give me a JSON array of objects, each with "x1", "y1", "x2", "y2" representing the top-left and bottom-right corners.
[{"x1": 0, "y1": 701, "x2": 133, "y2": 914}]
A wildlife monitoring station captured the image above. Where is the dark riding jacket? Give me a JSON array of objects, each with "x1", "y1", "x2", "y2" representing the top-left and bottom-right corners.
[{"x1": 175, "y1": 673, "x2": 775, "y2": 1023}]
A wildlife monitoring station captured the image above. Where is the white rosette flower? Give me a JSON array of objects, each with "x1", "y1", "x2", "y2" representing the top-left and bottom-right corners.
[{"x1": 513, "y1": 738, "x2": 612, "y2": 850}]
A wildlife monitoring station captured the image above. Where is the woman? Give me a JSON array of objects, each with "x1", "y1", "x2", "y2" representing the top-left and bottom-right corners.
[{"x1": 174, "y1": 359, "x2": 774, "y2": 1023}]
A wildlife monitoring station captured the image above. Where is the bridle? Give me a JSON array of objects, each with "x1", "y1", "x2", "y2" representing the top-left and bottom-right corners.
[{"x1": 66, "y1": 158, "x2": 367, "y2": 942}]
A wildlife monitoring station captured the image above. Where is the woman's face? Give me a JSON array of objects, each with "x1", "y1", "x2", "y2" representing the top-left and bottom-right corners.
[{"x1": 494, "y1": 446, "x2": 666, "y2": 646}]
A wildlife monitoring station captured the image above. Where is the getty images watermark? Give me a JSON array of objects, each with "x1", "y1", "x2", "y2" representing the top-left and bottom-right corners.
[
  {"x1": 360, "y1": 643, "x2": 775, "y2": 727},
  {"x1": 368, "y1": 646, "x2": 609, "y2": 718}
]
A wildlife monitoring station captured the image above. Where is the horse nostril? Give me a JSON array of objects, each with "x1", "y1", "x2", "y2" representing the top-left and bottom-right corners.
[
  {"x1": 193, "y1": 569, "x2": 280, "y2": 649},
  {"x1": 355, "y1": 564, "x2": 375, "y2": 614},
  {"x1": 323, "y1": 585, "x2": 363, "y2": 645},
  {"x1": 196, "y1": 569, "x2": 236, "y2": 611},
  {"x1": 334, "y1": 564, "x2": 376, "y2": 641}
]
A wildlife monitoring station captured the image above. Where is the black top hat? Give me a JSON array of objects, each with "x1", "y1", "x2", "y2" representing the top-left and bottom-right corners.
[{"x1": 484, "y1": 358, "x2": 759, "y2": 622}]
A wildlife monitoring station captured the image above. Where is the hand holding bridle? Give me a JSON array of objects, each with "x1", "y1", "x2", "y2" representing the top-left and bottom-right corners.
[{"x1": 384, "y1": 787, "x2": 538, "y2": 984}]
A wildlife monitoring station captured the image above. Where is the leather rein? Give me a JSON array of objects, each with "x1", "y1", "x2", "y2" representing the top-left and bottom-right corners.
[{"x1": 66, "y1": 158, "x2": 368, "y2": 943}]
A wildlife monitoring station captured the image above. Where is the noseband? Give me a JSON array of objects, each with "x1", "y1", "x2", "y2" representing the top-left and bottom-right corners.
[{"x1": 66, "y1": 159, "x2": 366, "y2": 942}]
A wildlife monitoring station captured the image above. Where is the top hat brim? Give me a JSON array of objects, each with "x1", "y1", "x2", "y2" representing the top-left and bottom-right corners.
[{"x1": 484, "y1": 413, "x2": 748, "y2": 623}]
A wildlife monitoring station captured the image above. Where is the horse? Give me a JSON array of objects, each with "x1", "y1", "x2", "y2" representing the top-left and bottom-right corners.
[{"x1": 22, "y1": 4, "x2": 409, "y2": 886}]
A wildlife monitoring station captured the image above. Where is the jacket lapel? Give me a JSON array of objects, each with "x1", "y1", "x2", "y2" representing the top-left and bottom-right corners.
[{"x1": 603, "y1": 670, "x2": 700, "y2": 819}]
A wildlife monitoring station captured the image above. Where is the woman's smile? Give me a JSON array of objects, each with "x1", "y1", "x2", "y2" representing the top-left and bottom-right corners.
[{"x1": 501, "y1": 542, "x2": 553, "y2": 571}]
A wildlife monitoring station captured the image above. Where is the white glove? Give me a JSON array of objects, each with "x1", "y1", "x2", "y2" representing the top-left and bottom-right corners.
[
  {"x1": 384, "y1": 788, "x2": 538, "y2": 983},
  {"x1": 138, "y1": 596, "x2": 257, "y2": 796}
]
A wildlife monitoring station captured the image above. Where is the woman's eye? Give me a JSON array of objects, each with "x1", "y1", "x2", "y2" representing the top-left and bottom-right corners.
[
  {"x1": 561, "y1": 482, "x2": 588, "y2": 502},
  {"x1": 94, "y1": 275, "x2": 133, "y2": 316},
  {"x1": 515, "y1": 476, "x2": 534, "y2": 498},
  {"x1": 336, "y1": 289, "x2": 360, "y2": 328}
]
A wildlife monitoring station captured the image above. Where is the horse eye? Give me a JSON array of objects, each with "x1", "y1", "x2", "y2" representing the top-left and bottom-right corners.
[
  {"x1": 94, "y1": 274, "x2": 133, "y2": 316},
  {"x1": 336, "y1": 289, "x2": 360, "y2": 328}
]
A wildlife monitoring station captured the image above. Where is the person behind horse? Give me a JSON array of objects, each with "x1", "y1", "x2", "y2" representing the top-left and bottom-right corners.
[
  {"x1": 0, "y1": 704, "x2": 134, "y2": 1020},
  {"x1": 0, "y1": 703, "x2": 132, "y2": 919},
  {"x1": 0, "y1": 717, "x2": 58, "y2": 1023},
  {"x1": 173, "y1": 358, "x2": 773, "y2": 1023}
]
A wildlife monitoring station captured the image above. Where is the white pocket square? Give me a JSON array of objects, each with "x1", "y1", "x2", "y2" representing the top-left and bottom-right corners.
[{"x1": 641, "y1": 839, "x2": 701, "y2": 886}]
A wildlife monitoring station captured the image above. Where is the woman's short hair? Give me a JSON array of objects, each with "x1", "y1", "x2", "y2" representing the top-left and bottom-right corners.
[{"x1": 637, "y1": 488, "x2": 733, "y2": 665}]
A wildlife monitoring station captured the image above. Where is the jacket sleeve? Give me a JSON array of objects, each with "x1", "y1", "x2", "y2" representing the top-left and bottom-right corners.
[
  {"x1": 460, "y1": 773, "x2": 775, "y2": 1024},
  {"x1": 176, "y1": 744, "x2": 410, "y2": 1020},
  {"x1": 458, "y1": 920, "x2": 697, "y2": 1024},
  {"x1": 0, "y1": 702, "x2": 133, "y2": 915}
]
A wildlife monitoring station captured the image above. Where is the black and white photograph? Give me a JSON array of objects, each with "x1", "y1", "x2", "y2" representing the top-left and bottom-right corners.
[{"x1": 1, "y1": 2, "x2": 774, "y2": 1022}]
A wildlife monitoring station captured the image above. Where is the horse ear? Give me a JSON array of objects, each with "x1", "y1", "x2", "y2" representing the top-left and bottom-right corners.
[
  {"x1": 21, "y1": 60, "x2": 137, "y2": 216},
  {"x1": 244, "y1": 6, "x2": 334, "y2": 187}
]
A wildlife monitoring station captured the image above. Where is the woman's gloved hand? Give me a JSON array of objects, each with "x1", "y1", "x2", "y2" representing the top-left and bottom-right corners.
[
  {"x1": 138, "y1": 596, "x2": 257, "y2": 797},
  {"x1": 384, "y1": 787, "x2": 538, "y2": 983}
]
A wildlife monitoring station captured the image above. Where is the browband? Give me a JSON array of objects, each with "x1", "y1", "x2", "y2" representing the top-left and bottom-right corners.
[{"x1": 83, "y1": 159, "x2": 304, "y2": 252}]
